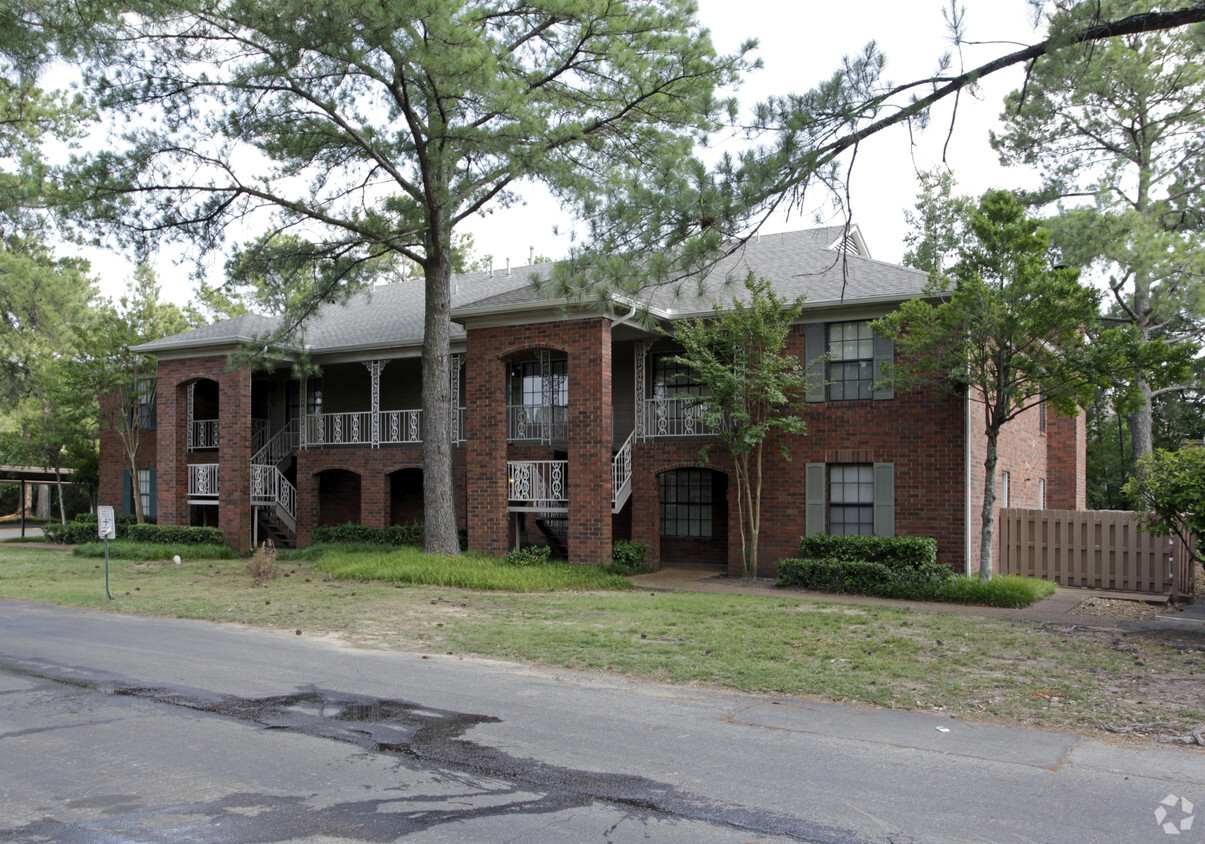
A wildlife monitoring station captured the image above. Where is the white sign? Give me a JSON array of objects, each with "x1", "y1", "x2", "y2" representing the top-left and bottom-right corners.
[{"x1": 97, "y1": 505, "x2": 117, "y2": 540}]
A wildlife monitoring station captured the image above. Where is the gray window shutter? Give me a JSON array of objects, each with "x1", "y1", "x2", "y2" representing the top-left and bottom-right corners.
[
  {"x1": 805, "y1": 463, "x2": 825, "y2": 535},
  {"x1": 873, "y1": 462, "x2": 894, "y2": 537},
  {"x1": 148, "y1": 469, "x2": 157, "y2": 520},
  {"x1": 872, "y1": 334, "x2": 894, "y2": 400},
  {"x1": 805, "y1": 323, "x2": 825, "y2": 403}
]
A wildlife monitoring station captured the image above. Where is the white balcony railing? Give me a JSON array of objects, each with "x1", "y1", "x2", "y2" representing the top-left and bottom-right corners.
[
  {"x1": 251, "y1": 418, "x2": 271, "y2": 455},
  {"x1": 302, "y1": 408, "x2": 466, "y2": 447},
  {"x1": 507, "y1": 404, "x2": 568, "y2": 442},
  {"x1": 612, "y1": 432, "x2": 634, "y2": 513},
  {"x1": 253, "y1": 418, "x2": 299, "y2": 468},
  {"x1": 188, "y1": 463, "x2": 219, "y2": 499},
  {"x1": 644, "y1": 397, "x2": 720, "y2": 438},
  {"x1": 251, "y1": 464, "x2": 297, "y2": 522},
  {"x1": 189, "y1": 419, "x2": 220, "y2": 450},
  {"x1": 380, "y1": 409, "x2": 423, "y2": 444},
  {"x1": 508, "y1": 460, "x2": 568, "y2": 509}
]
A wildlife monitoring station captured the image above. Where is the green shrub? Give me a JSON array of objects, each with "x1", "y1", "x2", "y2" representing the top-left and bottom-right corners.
[
  {"x1": 609, "y1": 540, "x2": 654, "y2": 575},
  {"x1": 936, "y1": 575, "x2": 1058, "y2": 608},
  {"x1": 126, "y1": 524, "x2": 228, "y2": 546},
  {"x1": 777, "y1": 557, "x2": 952, "y2": 597},
  {"x1": 504, "y1": 545, "x2": 551, "y2": 566},
  {"x1": 309, "y1": 522, "x2": 467, "y2": 551},
  {"x1": 796, "y1": 535, "x2": 937, "y2": 569},
  {"x1": 47, "y1": 513, "x2": 154, "y2": 544}
]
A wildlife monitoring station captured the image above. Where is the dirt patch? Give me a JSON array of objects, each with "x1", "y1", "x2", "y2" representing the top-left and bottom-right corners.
[{"x1": 1070, "y1": 597, "x2": 1167, "y2": 622}]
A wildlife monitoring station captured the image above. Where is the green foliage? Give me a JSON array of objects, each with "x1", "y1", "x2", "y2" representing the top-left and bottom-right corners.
[
  {"x1": 992, "y1": 0, "x2": 1205, "y2": 464},
  {"x1": 309, "y1": 522, "x2": 467, "y2": 551},
  {"x1": 70, "y1": 540, "x2": 236, "y2": 561},
  {"x1": 1124, "y1": 445, "x2": 1205, "y2": 563},
  {"x1": 125, "y1": 524, "x2": 227, "y2": 546},
  {"x1": 797, "y1": 535, "x2": 938, "y2": 568},
  {"x1": 901, "y1": 169, "x2": 974, "y2": 273},
  {"x1": 776, "y1": 558, "x2": 1054, "y2": 608},
  {"x1": 503, "y1": 545, "x2": 552, "y2": 567},
  {"x1": 875, "y1": 189, "x2": 1117, "y2": 580},
  {"x1": 669, "y1": 272, "x2": 808, "y2": 577},
  {"x1": 45, "y1": 513, "x2": 149, "y2": 544},
  {"x1": 609, "y1": 540, "x2": 654, "y2": 575}
]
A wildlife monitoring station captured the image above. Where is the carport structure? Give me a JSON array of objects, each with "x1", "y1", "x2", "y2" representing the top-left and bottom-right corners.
[{"x1": 0, "y1": 465, "x2": 74, "y2": 538}]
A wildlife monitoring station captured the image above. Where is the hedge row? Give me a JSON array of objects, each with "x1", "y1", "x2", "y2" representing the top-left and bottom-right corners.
[
  {"x1": 795, "y1": 535, "x2": 937, "y2": 568},
  {"x1": 310, "y1": 522, "x2": 469, "y2": 552},
  {"x1": 44, "y1": 520, "x2": 223, "y2": 546},
  {"x1": 777, "y1": 535, "x2": 948, "y2": 598}
]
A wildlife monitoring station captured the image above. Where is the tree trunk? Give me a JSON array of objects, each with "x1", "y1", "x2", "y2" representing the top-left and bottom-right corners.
[
  {"x1": 35, "y1": 484, "x2": 51, "y2": 521},
  {"x1": 420, "y1": 236, "x2": 460, "y2": 556},
  {"x1": 1128, "y1": 378, "x2": 1154, "y2": 467},
  {"x1": 978, "y1": 427, "x2": 1001, "y2": 581}
]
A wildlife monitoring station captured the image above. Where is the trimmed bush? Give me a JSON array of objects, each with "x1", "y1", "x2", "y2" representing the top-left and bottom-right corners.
[
  {"x1": 796, "y1": 535, "x2": 937, "y2": 569},
  {"x1": 49, "y1": 513, "x2": 154, "y2": 543},
  {"x1": 504, "y1": 545, "x2": 551, "y2": 566},
  {"x1": 609, "y1": 540, "x2": 654, "y2": 575},
  {"x1": 126, "y1": 524, "x2": 228, "y2": 546},
  {"x1": 777, "y1": 557, "x2": 953, "y2": 597},
  {"x1": 310, "y1": 522, "x2": 468, "y2": 551}
]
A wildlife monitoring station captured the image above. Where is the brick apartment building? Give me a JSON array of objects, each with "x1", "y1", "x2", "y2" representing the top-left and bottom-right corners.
[{"x1": 100, "y1": 227, "x2": 1086, "y2": 576}]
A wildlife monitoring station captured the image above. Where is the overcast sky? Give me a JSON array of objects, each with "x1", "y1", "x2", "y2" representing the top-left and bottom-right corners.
[{"x1": 84, "y1": 0, "x2": 1049, "y2": 306}]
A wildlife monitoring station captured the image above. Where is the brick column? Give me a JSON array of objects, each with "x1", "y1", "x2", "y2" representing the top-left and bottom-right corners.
[
  {"x1": 1046, "y1": 408, "x2": 1087, "y2": 510},
  {"x1": 630, "y1": 443, "x2": 661, "y2": 567},
  {"x1": 218, "y1": 368, "x2": 253, "y2": 552},
  {"x1": 295, "y1": 451, "x2": 318, "y2": 548},
  {"x1": 362, "y1": 467, "x2": 388, "y2": 530},
  {"x1": 568, "y1": 319, "x2": 613, "y2": 565},
  {"x1": 466, "y1": 329, "x2": 509, "y2": 556},
  {"x1": 155, "y1": 370, "x2": 185, "y2": 527}
]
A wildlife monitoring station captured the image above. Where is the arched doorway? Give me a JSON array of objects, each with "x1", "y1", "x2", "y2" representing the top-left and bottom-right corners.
[
  {"x1": 316, "y1": 469, "x2": 362, "y2": 526},
  {"x1": 389, "y1": 468, "x2": 423, "y2": 525}
]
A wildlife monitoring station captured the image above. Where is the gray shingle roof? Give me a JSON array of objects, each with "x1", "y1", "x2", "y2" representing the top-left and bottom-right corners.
[{"x1": 134, "y1": 227, "x2": 928, "y2": 357}]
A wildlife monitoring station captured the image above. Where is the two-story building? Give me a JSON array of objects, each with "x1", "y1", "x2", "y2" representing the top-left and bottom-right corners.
[{"x1": 101, "y1": 226, "x2": 1085, "y2": 575}]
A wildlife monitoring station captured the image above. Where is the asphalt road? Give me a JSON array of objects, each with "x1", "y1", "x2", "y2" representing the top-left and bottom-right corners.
[{"x1": 0, "y1": 599, "x2": 1201, "y2": 843}]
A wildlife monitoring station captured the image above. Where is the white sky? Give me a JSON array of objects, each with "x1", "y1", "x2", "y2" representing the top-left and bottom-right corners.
[{"x1": 82, "y1": 0, "x2": 1048, "y2": 306}]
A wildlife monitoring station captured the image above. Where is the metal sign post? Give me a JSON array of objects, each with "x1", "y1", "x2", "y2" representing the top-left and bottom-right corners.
[{"x1": 97, "y1": 505, "x2": 116, "y2": 601}]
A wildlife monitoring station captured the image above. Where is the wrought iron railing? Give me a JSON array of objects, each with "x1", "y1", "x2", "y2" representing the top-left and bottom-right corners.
[
  {"x1": 188, "y1": 463, "x2": 219, "y2": 498},
  {"x1": 250, "y1": 464, "x2": 297, "y2": 524},
  {"x1": 643, "y1": 397, "x2": 720, "y2": 438},
  {"x1": 252, "y1": 418, "x2": 299, "y2": 467},
  {"x1": 612, "y1": 432, "x2": 634, "y2": 512},
  {"x1": 380, "y1": 409, "x2": 423, "y2": 444},
  {"x1": 506, "y1": 403, "x2": 568, "y2": 442},
  {"x1": 188, "y1": 419, "x2": 220, "y2": 450},
  {"x1": 507, "y1": 460, "x2": 568, "y2": 508}
]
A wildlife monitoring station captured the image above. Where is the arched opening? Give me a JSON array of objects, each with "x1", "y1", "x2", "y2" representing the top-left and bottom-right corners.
[
  {"x1": 389, "y1": 468, "x2": 423, "y2": 526},
  {"x1": 658, "y1": 468, "x2": 729, "y2": 567},
  {"x1": 316, "y1": 469, "x2": 362, "y2": 526}
]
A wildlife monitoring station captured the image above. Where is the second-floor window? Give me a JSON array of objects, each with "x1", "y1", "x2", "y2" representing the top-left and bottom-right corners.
[
  {"x1": 516, "y1": 359, "x2": 568, "y2": 408},
  {"x1": 827, "y1": 321, "x2": 875, "y2": 401},
  {"x1": 653, "y1": 354, "x2": 707, "y2": 399}
]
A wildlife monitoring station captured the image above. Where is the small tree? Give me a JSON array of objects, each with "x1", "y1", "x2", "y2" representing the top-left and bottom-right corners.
[
  {"x1": 670, "y1": 273, "x2": 808, "y2": 578},
  {"x1": 1124, "y1": 445, "x2": 1205, "y2": 567},
  {"x1": 874, "y1": 190, "x2": 1114, "y2": 580}
]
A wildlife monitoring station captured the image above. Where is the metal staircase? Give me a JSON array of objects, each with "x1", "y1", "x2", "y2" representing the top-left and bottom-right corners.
[{"x1": 251, "y1": 419, "x2": 299, "y2": 548}]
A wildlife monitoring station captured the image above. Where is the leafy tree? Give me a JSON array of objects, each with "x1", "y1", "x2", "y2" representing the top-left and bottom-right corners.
[
  {"x1": 901, "y1": 169, "x2": 973, "y2": 274},
  {"x1": 66, "y1": 0, "x2": 748, "y2": 554},
  {"x1": 874, "y1": 190, "x2": 1114, "y2": 580},
  {"x1": 669, "y1": 273, "x2": 808, "y2": 578},
  {"x1": 992, "y1": 0, "x2": 1205, "y2": 466},
  {"x1": 63, "y1": 265, "x2": 196, "y2": 524},
  {"x1": 1124, "y1": 444, "x2": 1205, "y2": 567}
]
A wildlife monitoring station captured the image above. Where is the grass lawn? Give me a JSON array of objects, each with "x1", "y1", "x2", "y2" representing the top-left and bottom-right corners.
[{"x1": 1, "y1": 543, "x2": 1201, "y2": 741}]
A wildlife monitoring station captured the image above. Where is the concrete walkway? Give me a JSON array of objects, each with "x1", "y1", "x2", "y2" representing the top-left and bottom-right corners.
[{"x1": 630, "y1": 565, "x2": 1205, "y2": 635}]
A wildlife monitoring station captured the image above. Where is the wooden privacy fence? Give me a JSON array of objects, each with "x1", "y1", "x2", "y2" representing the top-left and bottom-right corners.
[{"x1": 998, "y1": 509, "x2": 1196, "y2": 598}]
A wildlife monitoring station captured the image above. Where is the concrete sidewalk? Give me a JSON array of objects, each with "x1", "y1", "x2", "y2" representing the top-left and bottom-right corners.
[{"x1": 630, "y1": 565, "x2": 1205, "y2": 635}]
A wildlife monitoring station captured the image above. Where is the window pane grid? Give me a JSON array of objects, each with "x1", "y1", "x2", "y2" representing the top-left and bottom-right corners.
[
  {"x1": 660, "y1": 469, "x2": 713, "y2": 538},
  {"x1": 829, "y1": 464, "x2": 873, "y2": 536},
  {"x1": 653, "y1": 354, "x2": 707, "y2": 398},
  {"x1": 827, "y1": 321, "x2": 874, "y2": 401}
]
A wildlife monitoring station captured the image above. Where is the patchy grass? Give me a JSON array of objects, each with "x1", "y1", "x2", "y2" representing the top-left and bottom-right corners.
[
  {"x1": 0, "y1": 544, "x2": 1201, "y2": 741},
  {"x1": 937, "y1": 575, "x2": 1059, "y2": 608},
  {"x1": 309, "y1": 544, "x2": 632, "y2": 591},
  {"x1": 72, "y1": 540, "x2": 237, "y2": 561}
]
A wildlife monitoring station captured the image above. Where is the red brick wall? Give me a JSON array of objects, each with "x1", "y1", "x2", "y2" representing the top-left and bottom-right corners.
[
  {"x1": 465, "y1": 319, "x2": 614, "y2": 564},
  {"x1": 1046, "y1": 407, "x2": 1087, "y2": 510}
]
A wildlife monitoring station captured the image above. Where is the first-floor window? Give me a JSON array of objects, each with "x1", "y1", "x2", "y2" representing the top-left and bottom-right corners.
[
  {"x1": 137, "y1": 469, "x2": 153, "y2": 517},
  {"x1": 660, "y1": 469, "x2": 713, "y2": 538},
  {"x1": 828, "y1": 464, "x2": 874, "y2": 536}
]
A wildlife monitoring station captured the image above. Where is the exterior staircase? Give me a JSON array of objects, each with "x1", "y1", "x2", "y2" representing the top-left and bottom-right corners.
[{"x1": 251, "y1": 419, "x2": 299, "y2": 547}]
